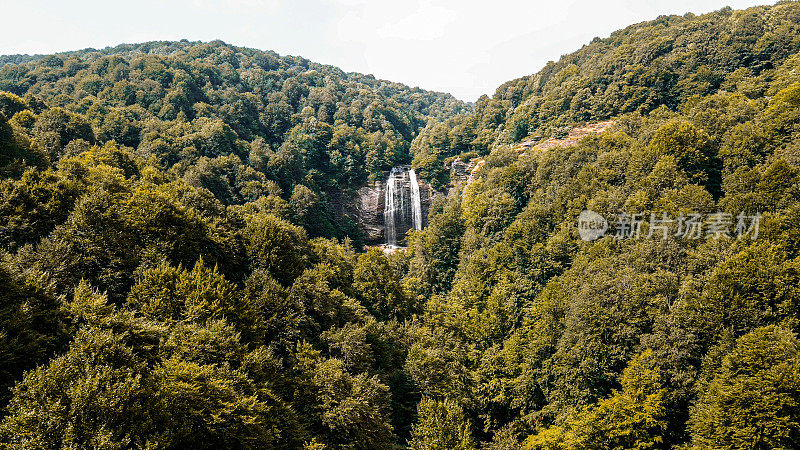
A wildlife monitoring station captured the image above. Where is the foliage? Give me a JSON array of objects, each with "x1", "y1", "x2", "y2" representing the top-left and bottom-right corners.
[
  {"x1": 688, "y1": 326, "x2": 800, "y2": 449},
  {"x1": 3, "y1": 2, "x2": 800, "y2": 447},
  {"x1": 409, "y1": 397, "x2": 477, "y2": 450}
]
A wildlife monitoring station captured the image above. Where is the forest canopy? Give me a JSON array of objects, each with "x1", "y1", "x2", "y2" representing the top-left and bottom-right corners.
[{"x1": 3, "y1": 2, "x2": 800, "y2": 449}]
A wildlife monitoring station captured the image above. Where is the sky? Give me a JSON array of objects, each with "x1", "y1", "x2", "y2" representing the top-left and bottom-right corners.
[{"x1": 0, "y1": 0, "x2": 775, "y2": 101}]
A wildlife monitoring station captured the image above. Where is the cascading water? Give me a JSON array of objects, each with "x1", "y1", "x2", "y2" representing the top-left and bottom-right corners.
[
  {"x1": 383, "y1": 167, "x2": 401, "y2": 247},
  {"x1": 383, "y1": 166, "x2": 424, "y2": 247},
  {"x1": 409, "y1": 169, "x2": 422, "y2": 231}
]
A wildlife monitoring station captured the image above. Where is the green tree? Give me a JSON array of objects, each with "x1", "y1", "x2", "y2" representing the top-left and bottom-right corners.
[
  {"x1": 0, "y1": 259, "x2": 64, "y2": 405},
  {"x1": 647, "y1": 121, "x2": 718, "y2": 192},
  {"x1": 245, "y1": 212, "x2": 311, "y2": 285},
  {"x1": 126, "y1": 259, "x2": 246, "y2": 325},
  {"x1": 353, "y1": 248, "x2": 412, "y2": 320},
  {"x1": 0, "y1": 113, "x2": 45, "y2": 177},
  {"x1": 409, "y1": 397, "x2": 477, "y2": 450},
  {"x1": 689, "y1": 326, "x2": 800, "y2": 449},
  {"x1": 1, "y1": 283, "x2": 302, "y2": 449},
  {"x1": 31, "y1": 108, "x2": 95, "y2": 162},
  {"x1": 526, "y1": 350, "x2": 668, "y2": 450}
]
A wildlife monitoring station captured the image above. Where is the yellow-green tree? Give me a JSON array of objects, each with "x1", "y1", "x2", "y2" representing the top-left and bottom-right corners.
[
  {"x1": 689, "y1": 326, "x2": 800, "y2": 449},
  {"x1": 525, "y1": 350, "x2": 668, "y2": 450}
]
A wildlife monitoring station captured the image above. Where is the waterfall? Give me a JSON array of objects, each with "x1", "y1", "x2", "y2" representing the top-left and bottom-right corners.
[
  {"x1": 384, "y1": 168, "x2": 399, "y2": 247},
  {"x1": 409, "y1": 169, "x2": 422, "y2": 231},
  {"x1": 383, "y1": 166, "x2": 424, "y2": 247}
]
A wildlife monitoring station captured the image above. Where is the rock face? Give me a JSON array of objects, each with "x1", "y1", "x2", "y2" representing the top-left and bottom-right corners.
[
  {"x1": 447, "y1": 157, "x2": 485, "y2": 186},
  {"x1": 516, "y1": 120, "x2": 616, "y2": 153},
  {"x1": 355, "y1": 168, "x2": 435, "y2": 246},
  {"x1": 356, "y1": 181, "x2": 387, "y2": 245},
  {"x1": 449, "y1": 158, "x2": 469, "y2": 179}
]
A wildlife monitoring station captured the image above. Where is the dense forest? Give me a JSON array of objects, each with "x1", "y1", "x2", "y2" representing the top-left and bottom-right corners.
[
  {"x1": 0, "y1": 40, "x2": 467, "y2": 243},
  {"x1": 3, "y1": 1, "x2": 800, "y2": 449}
]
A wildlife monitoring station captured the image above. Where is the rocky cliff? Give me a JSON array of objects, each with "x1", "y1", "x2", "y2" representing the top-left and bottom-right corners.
[{"x1": 355, "y1": 172, "x2": 435, "y2": 246}]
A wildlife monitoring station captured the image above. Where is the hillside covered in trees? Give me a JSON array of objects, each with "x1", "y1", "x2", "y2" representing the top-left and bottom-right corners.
[
  {"x1": 0, "y1": 40, "x2": 467, "y2": 243},
  {"x1": 3, "y1": 1, "x2": 800, "y2": 449}
]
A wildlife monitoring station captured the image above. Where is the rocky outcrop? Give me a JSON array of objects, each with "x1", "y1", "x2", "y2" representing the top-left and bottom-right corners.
[
  {"x1": 356, "y1": 181, "x2": 386, "y2": 245},
  {"x1": 447, "y1": 157, "x2": 484, "y2": 185},
  {"x1": 516, "y1": 120, "x2": 616, "y2": 154},
  {"x1": 446, "y1": 157, "x2": 486, "y2": 188},
  {"x1": 448, "y1": 158, "x2": 469, "y2": 180}
]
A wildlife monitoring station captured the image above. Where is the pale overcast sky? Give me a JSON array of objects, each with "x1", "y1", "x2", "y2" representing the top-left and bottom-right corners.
[{"x1": 0, "y1": 0, "x2": 774, "y2": 101}]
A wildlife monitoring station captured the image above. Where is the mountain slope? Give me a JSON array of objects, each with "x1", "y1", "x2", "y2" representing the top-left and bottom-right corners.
[
  {"x1": 402, "y1": 2, "x2": 800, "y2": 448},
  {"x1": 0, "y1": 40, "x2": 468, "y2": 240},
  {"x1": 3, "y1": 3, "x2": 800, "y2": 449},
  {"x1": 411, "y1": 1, "x2": 800, "y2": 185}
]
